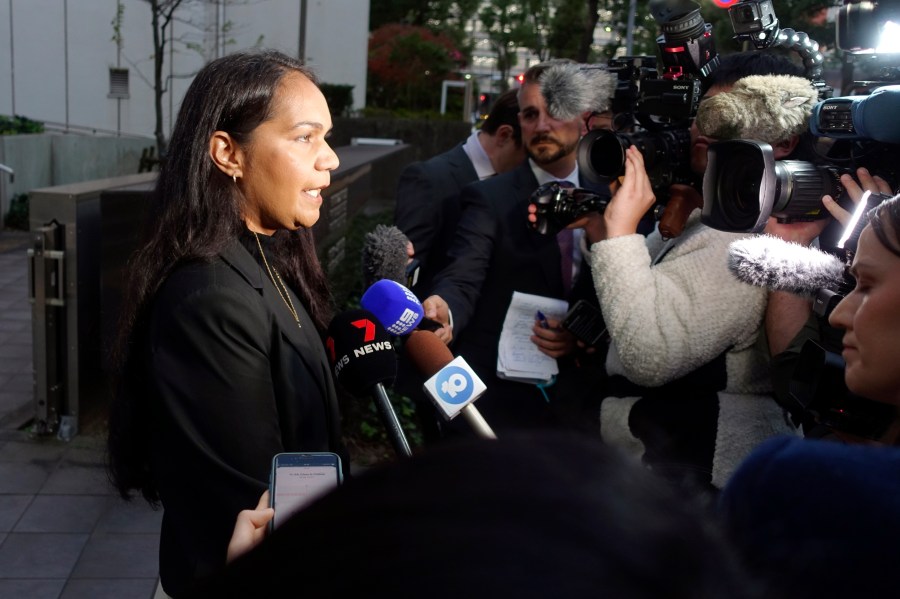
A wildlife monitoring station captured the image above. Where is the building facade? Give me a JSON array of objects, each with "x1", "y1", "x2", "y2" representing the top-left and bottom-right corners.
[{"x1": 0, "y1": 0, "x2": 370, "y2": 141}]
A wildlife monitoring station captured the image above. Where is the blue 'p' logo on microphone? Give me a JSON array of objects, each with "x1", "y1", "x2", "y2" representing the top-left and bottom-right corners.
[{"x1": 434, "y1": 366, "x2": 473, "y2": 405}]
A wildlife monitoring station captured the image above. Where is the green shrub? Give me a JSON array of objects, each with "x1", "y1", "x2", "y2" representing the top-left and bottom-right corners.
[
  {"x1": 320, "y1": 84, "x2": 355, "y2": 118},
  {"x1": 4, "y1": 193, "x2": 28, "y2": 230},
  {"x1": 0, "y1": 114, "x2": 44, "y2": 135},
  {"x1": 359, "y1": 106, "x2": 462, "y2": 121}
]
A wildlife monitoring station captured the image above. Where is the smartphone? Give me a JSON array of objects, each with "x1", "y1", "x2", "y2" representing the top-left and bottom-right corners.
[
  {"x1": 269, "y1": 452, "x2": 342, "y2": 530},
  {"x1": 405, "y1": 257, "x2": 421, "y2": 289},
  {"x1": 562, "y1": 299, "x2": 608, "y2": 347}
]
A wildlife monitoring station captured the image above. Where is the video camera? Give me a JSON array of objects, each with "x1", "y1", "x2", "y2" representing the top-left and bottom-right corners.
[
  {"x1": 701, "y1": 0, "x2": 900, "y2": 237},
  {"x1": 533, "y1": 0, "x2": 718, "y2": 236}
]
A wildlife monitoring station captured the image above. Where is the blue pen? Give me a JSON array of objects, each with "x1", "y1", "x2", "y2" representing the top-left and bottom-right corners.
[{"x1": 535, "y1": 310, "x2": 551, "y2": 329}]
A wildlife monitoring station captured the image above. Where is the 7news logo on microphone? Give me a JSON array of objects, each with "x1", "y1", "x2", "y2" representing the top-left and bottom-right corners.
[
  {"x1": 423, "y1": 356, "x2": 487, "y2": 419},
  {"x1": 326, "y1": 317, "x2": 394, "y2": 380}
]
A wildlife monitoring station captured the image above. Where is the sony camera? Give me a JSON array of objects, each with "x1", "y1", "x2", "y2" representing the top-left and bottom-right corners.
[
  {"x1": 576, "y1": 0, "x2": 718, "y2": 195},
  {"x1": 701, "y1": 84, "x2": 900, "y2": 235},
  {"x1": 529, "y1": 182, "x2": 613, "y2": 236},
  {"x1": 532, "y1": 0, "x2": 720, "y2": 236},
  {"x1": 702, "y1": 0, "x2": 900, "y2": 235}
]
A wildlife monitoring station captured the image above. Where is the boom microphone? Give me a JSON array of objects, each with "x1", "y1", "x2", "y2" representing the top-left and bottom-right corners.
[
  {"x1": 540, "y1": 61, "x2": 617, "y2": 121},
  {"x1": 360, "y1": 279, "x2": 424, "y2": 336},
  {"x1": 695, "y1": 74, "x2": 818, "y2": 144},
  {"x1": 403, "y1": 330, "x2": 497, "y2": 440},
  {"x1": 728, "y1": 235, "x2": 847, "y2": 297},
  {"x1": 326, "y1": 309, "x2": 412, "y2": 458},
  {"x1": 361, "y1": 224, "x2": 411, "y2": 288}
]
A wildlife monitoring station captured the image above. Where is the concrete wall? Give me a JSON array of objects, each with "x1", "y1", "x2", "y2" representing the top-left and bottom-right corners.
[
  {"x1": 331, "y1": 118, "x2": 474, "y2": 165},
  {"x1": 1, "y1": 113, "x2": 472, "y2": 224},
  {"x1": 0, "y1": 133, "x2": 153, "y2": 221}
]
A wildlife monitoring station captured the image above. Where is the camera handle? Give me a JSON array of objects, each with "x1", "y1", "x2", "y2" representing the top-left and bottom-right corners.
[{"x1": 658, "y1": 183, "x2": 703, "y2": 239}]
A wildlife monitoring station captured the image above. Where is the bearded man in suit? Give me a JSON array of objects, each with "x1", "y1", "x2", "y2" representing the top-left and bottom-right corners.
[{"x1": 422, "y1": 61, "x2": 614, "y2": 434}]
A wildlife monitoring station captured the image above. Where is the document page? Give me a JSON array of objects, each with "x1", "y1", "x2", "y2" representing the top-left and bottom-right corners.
[{"x1": 497, "y1": 292, "x2": 568, "y2": 385}]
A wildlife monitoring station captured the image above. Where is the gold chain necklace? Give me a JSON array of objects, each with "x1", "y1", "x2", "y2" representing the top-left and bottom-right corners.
[{"x1": 253, "y1": 232, "x2": 301, "y2": 328}]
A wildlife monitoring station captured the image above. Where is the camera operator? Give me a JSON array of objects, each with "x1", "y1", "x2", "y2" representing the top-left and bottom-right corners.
[
  {"x1": 532, "y1": 52, "x2": 815, "y2": 493},
  {"x1": 718, "y1": 193, "x2": 900, "y2": 599},
  {"x1": 762, "y1": 167, "x2": 893, "y2": 440}
]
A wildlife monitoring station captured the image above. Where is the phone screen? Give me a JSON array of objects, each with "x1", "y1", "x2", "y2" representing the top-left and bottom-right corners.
[{"x1": 270, "y1": 453, "x2": 342, "y2": 529}]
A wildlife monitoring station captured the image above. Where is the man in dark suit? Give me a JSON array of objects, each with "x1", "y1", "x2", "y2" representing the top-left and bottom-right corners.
[
  {"x1": 394, "y1": 89, "x2": 525, "y2": 297},
  {"x1": 422, "y1": 61, "x2": 614, "y2": 434}
]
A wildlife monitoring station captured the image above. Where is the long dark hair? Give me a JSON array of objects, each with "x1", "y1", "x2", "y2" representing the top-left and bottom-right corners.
[{"x1": 108, "y1": 49, "x2": 333, "y2": 502}]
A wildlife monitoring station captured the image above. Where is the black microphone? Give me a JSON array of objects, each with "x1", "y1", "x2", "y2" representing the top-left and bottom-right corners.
[
  {"x1": 403, "y1": 330, "x2": 496, "y2": 440},
  {"x1": 728, "y1": 235, "x2": 847, "y2": 297},
  {"x1": 361, "y1": 224, "x2": 417, "y2": 288},
  {"x1": 361, "y1": 224, "x2": 442, "y2": 333},
  {"x1": 326, "y1": 309, "x2": 412, "y2": 458}
]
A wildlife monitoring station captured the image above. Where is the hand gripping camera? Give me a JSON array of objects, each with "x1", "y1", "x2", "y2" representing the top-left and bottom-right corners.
[{"x1": 529, "y1": 182, "x2": 614, "y2": 236}]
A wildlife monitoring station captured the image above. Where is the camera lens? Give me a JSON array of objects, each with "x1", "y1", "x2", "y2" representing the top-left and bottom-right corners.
[
  {"x1": 704, "y1": 141, "x2": 771, "y2": 231},
  {"x1": 837, "y1": 0, "x2": 881, "y2": 51},
  {"x1": 577, "y1": 130, "x2": 628, "y2": 181},
  {"x1": 772, "y1": 161, "x2": 843, "y2": 221},
  {"x1": 577, "y1": 128, "x2": 693, "y2": 192},
  {"x1": 660, "y1": 8, "x2": 705, "y2": 42},
  {"x1": 737, "y1": 4, "x2": 757, "y2": 23},
  {"x1": 702, "y1": 140, "x2": 845, "y2": 233}
]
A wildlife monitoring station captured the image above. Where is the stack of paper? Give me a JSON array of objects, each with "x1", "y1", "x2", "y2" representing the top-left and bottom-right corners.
[{"x1": 496, "y1": 292, "x2": 569, "y2": 385}]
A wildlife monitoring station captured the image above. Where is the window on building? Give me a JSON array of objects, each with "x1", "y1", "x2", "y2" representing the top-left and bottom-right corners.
[{"x1": 108, "y1": 68, "x2": 130, "y2": 99}]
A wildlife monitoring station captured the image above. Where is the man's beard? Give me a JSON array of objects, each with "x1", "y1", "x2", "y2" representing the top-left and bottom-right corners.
[{"x1": 526, "y1": 134, "x2": 577, "y2": 165}]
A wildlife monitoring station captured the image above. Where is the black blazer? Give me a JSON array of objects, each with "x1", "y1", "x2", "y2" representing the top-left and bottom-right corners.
[
  {"x1": 394, "y1": 143, "x2": 478, "y2": 296},
  {"x1": 429, "y1": 162, "x2": 604, "y2": 431},
  {"x1": 145, "y1": 235, "x2": 343, "y2": 597}
]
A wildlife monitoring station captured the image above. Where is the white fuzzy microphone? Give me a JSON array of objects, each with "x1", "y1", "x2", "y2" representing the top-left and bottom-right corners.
[
  {"x1": 539, "y1": 62, "x2": 617, "y2": 121},
  {"x1": 728, "y1": 235, "x2": 847, "y2": 297}
]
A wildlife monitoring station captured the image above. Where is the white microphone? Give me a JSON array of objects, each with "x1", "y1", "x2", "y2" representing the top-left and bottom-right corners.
[
  {"x1": 403, "y1": 330, "x2": 497, "y2": 439},
  {"x1": 539, "y1": 61, "x2": 617, "y2": 121},
  {"x1": 728, "y1": 235, "x2": 847, "y2": 297}
]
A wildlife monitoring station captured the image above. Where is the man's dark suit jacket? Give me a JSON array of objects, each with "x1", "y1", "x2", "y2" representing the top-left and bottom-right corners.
[
  {"x1": 394, "y1": 143, "x2": 477, "y2": 296},
  {"x1": 430, "y1": 162, "x2": 606, "y2": 433},
  {"x1": 143, "y1": 233, "x2": 344, "y2": 597}
]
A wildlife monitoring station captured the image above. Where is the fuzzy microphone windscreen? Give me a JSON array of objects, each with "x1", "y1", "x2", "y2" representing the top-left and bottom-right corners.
[
  {"x1": 540, "y1": 62, "x2": 618, "y2": 121},
  {"x1": 695, "y1": 74, "x2": 818, "y2": 144},
  {"x1": 362, "y1": 224, "x2": 410, "y2": 288},
  {"x1": 728, "y1": 235, "x2": 847, "y2": 297}
]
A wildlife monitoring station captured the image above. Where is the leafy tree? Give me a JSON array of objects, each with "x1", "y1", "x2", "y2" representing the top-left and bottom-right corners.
[
  {"x1": 545, "y1": 0, "x2": 602, "y2": 62},
  {"x1": 596, "y1": 0, "x2": 658, "y2": 60},
  {"x1": 367, "y1": 24, "x2": 467, "y2": 111},
  {"x1": 369, "y1": 0, "x2": 480, "y2": 30},
  {"x1": 369, "y1": 0, "x2": 479, "y2": 77},
  {"x1": 479, "y1": 0, "x2": 541, "y2": 90}
]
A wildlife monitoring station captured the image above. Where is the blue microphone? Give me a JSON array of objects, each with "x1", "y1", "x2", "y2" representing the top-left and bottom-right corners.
[{"x1": 360, "y1": 279, "x2": 424, "y2": 336}]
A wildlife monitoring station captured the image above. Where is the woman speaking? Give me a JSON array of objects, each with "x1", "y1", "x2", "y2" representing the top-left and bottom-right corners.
[{"x1": 106, "y1": 49, "x2": 345, "y2": 597}]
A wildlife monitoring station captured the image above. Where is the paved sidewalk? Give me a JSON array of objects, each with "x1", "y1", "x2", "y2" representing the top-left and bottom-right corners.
[{"x1": 0, "y1": 230, "x2": 162, "y2": 599}]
